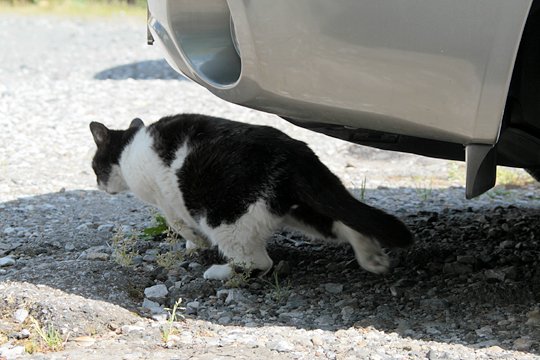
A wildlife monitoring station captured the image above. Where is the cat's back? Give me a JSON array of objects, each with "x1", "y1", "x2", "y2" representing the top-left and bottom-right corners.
[{"x1": 149, "y1": 114, "x2": 305, "y2": 162}]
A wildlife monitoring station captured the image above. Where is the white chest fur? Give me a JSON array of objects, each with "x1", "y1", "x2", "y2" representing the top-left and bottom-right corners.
[{"x1": 119, "y1": 129, "x2": 194, "y2": 226}]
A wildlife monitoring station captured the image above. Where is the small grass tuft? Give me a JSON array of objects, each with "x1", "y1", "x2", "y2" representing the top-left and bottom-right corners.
[
  {"x1": 156, "y1": 250, "x2": 184, "y2": 271},
  {"x1": 225, "y1": 266, "x2": 252, "y2": 289},
  {"x1": 447, "y1": 162, "x2": 466, "y2": 183},
  {"x1": 30, "y1": 317, "x2": 68, "y2": 352},
  {"x1": 265, "y1": 272, "x2": 292, "y2": 303},
  {"x1": 110, "y1": 228, "x2": 138, "y2": 267},
  {"x1": 414, "y1": 177, "x2": 434, "y2": 202},
  {"x1": 359, "y1": 177, "x2": 367, "y2": 201},
  {"x1": 161, "y1": 298, "x2": 185, "y2": 344},
  {"x1": 496, "y1": 167, "x2": 534, "y2": 186}
]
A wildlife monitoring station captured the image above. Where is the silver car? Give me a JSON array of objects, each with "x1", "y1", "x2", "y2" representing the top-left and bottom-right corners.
[{"x1": 146, "y1": 1, "x2": 540, "y2": 198}]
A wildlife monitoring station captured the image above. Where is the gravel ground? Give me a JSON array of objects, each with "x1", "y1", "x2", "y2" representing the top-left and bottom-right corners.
[{"x1": 1, "y1": 13, "x2": 540, "y2": 360}]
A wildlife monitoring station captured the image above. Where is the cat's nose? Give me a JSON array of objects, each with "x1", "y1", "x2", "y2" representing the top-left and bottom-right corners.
[{"x1": 97, "y1": 181, "x2": 107, "y2": 192}]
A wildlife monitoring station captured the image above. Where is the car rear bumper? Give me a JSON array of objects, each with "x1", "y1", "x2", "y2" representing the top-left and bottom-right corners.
[{"x1": 147, "y1": 0, "x2": 532, "y2": 146}]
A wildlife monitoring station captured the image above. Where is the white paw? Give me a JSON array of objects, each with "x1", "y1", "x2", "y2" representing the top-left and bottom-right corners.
[
  {"x1": 358, "y1": 251, "x2": 390, "y2": 274},
  {"x1": 203, "y1": 264, "x2": 234, "y2": 280}
]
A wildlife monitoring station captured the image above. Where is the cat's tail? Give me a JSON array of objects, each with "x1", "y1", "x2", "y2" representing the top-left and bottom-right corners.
[{"x1": 295, "y1": 168, "x2": 413, "y2": 248}]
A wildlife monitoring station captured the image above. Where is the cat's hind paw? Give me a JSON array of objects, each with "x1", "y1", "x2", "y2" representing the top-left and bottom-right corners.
[
  {"x1": 203, "y1": 264, "x2": 234, "y2": 281},
  {"x1": 358, "y1": 250, "x2": 390, "y2": 274}
]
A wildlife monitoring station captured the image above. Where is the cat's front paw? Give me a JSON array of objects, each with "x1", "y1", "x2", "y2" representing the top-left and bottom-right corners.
[
  {"x1": 203, "y1": 264, "x2": 234, "y2": 280},
  {"x1": 358, "y1": 250, "x2": 390, "y2": 274}
]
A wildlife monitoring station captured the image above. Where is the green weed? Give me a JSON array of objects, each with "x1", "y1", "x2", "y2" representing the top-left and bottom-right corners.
[
  {"x1": 156, "y1": 251, "x2": 184, "y2": 271},
  {"x1": 161, "y1": 298, "x2": 185, "y2": 344},
  {"x1": 414, "y1": 178, "x2": 433, "y2": 202},
  {"x1": 30, "y1": 317, "x2": 67, "y2": 352},
  {"x1": 110, "y1": 229, "x2": 138, "y2": 267},
  {"x1": 142, "y1": 214, "x2": 169, "y2": 238},
  {"x1": 359, "y1": 177, "x2": 367, "y2": 201},
  {"x1": 265, "y1": 272, "x2": 292, "y2": 302},
  {"x1": 225, "y1": 266, "x2": 252, "y2": 288},
  {"x1": 496, "y1": 167, "x2": 534, "y2": 186}
]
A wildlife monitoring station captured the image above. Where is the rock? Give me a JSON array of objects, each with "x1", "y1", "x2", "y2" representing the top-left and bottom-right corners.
[
  {"x1": 73, "y1": 335, "x2": 96, "y2": 347},
  {"x1": 80, "y1": 245, "x2": 111, "y2": 260},
  {"x1": 286, "y1": 294, "x2": 306, "y2": 308},
  {"x1": 420, "y1": 298, "x2": 448, "y2": 310},
  {"x1": 484, "y1": 269, "x2": 505, "y2": 282},
  {"x1": 217, "y1": 316, "x2": 231, "y2": 325},
  {"x1": 456, "y1": 255, "x2": 476, "y2": 264},
  {"x1": 188, "y1": 262, "x2": 202, "y2": 270},
  {"x1": 186, "y1": 301, "x2": 199, "y2": 315},
  {"x1": 86, "y1": 252, "x2": 110, "y2": 261},
  {"x1": 311, "y1": 335, "x2": 324, "y2": 346},
  {"x1": 144, "y1": 284, "x2": 168, "y2": 303},
  {"x1": 216, "y1": 289, "x2": 230, "y2": 300},
  {"x1": 425, "y1": 326, "x2": 441, "y2": 335},
  {"x1": 145, "y1": 248, "x2": 160, "y2": 256},
  {"x1": 121, "y1": 325, "x2": 145, "y2": 334},
  {"x1": 475, "y1": 326, "x2": 493, "y2": 337},
  {"x1": 186, "y1": 301, "x2": 200, "y2": 310},
  {"x1": 142, "y1": 298, "x2": 163, "y2": 314},
  {"x1": 324, "y1": 283, "x2": 344, "y2": 294},
  {"x1": 474, "y1": 339, "x2": 500, "y2": 348},
  {"x1": 341, "y1": 306, "x2": 355, "y2": 321},
  {"x1": 3, "y1": 227, "x2": 15, "y2": 235},
  {"x1": 513, "y1": 337, "x2": 533, "y2": 351},
  {"x1": 225, "y1": 289, "x2": 248, "y2": 304},
  {"x1": 315, "y1": 314, "x2": 334, "y2": 327},
  {"x1": 443, "y1": 262, "x2": 472, "y2": 275},
  {"x1": 499, "y1": 240, "x2": 515, "y2": 249},
  {"x1": 525, "y1": 309, "x2": 540, "y2": 327},
  {"x1": 427, "y1": 349, "x2": 453, "y2": 360},
  {"x1": 0, "y1": 257, "x2": 15, "y2": 267},
  {"x1": 142, "y1": 254, "x2": 157, "y2": 263},
  {"x1": 0, "y1": 345, "x2": 25, "y2": 358},
  {"x1": 76, "y1": 223, "x2": 89, "y2": 230},
  {"x1": 152, "y1": 313, "x2": 168, "y2": 322},
  {"x1": 267, "y1": 339, "x2": 295, "y2": 352},
  {"x1": 502, "y1": 266, "x2": 518, "y2": 280},
  {"x1": 13, "y1": 308, "x2": 28, "y2": 323},
  {"x1": 97, "y1": 224, "x2": 114, "y2": 232},
  {"x1": 278, "y1": 311, "x2": 303, "y2": 322}
]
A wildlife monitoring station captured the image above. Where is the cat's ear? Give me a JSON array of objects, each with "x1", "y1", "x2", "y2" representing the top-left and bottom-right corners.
[
  {"x1": 129, "y1": 118, "x2": 145, "y2": 129},
  {"x1": 89, "y1": 122, "x2": 109, "y2": 146}
]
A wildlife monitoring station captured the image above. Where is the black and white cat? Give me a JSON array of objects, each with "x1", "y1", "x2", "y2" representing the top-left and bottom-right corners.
[{"x1": 90, "y1": 114, "x2": 413, "y2": 280}]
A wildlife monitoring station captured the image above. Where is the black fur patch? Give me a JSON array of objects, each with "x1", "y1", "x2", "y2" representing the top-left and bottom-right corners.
[{"x1": 91, "y1": 127, "x2": 140, "y2": 186}]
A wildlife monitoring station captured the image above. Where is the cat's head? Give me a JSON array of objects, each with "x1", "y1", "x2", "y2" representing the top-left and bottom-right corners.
[{"x1": 89, "y1": 118, "x2": 144, "y2": 194}]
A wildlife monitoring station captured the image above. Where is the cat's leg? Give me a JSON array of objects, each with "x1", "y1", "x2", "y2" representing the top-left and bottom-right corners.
[
  {"x1": 178, "y1": 226, "x2": 209, "y2": 254},
  {"x1": 284, "y1": 206, "x2": 389, "y2": 274},
  {"x1": 162, "y1": 213, "x2": 209, "y2": 253},
  {"x1": 201, "y1": 201, "x2": 277, "y2": 280},
  {"x1": 333, "y1": 222, "x2": 389, "y2": 274},
  {"x1": 202, "y1": 225, "x2": 274, "y2": 280}
]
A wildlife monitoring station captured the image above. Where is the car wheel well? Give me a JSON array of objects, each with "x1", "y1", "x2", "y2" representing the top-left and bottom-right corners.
[{"x1": 507, "y1": 1, "x2": 540, "y2": 136}]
